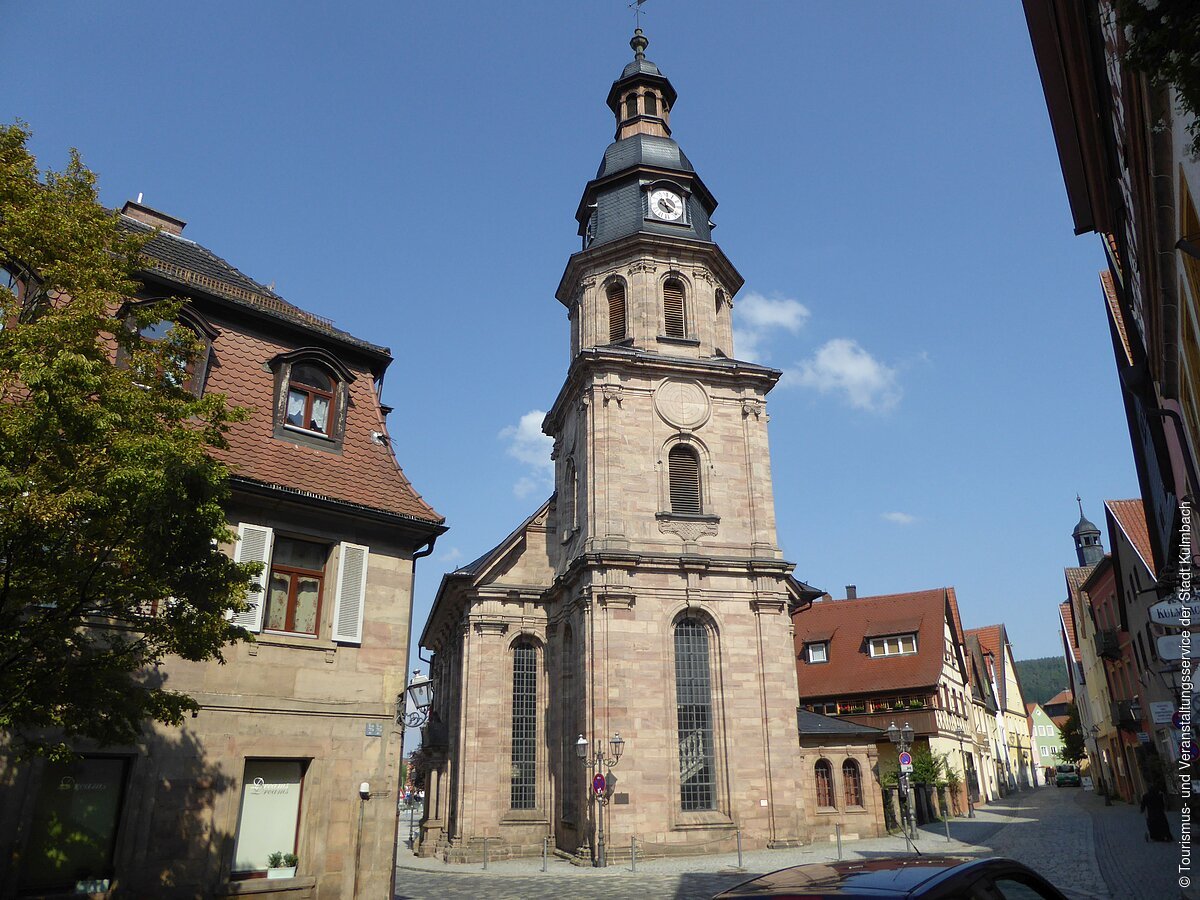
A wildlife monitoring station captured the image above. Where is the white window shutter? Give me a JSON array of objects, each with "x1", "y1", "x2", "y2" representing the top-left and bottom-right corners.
[
  {"x1": 232, "y1": 523, "x2": 273, "y2": 633},
  {"x1": 333, "y1": 542, "x2": 369, "y2": 644}
]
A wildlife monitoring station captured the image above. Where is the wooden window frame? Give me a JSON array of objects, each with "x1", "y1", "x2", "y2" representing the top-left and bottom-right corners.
[
  {"x1": 842, "y1": 759, "x2": 863, "y2": 807},
  {"x1": 285, "y1": 364, "x2": 336, "y2": 436},
  {"x1": 264, "y1": 537, "x2": 327, "y2": 637},
  {"x1": 815, "y1": 759, "x2": 835, "y2": 809}
]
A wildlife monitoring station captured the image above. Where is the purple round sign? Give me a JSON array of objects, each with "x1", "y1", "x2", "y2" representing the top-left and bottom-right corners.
[{"x1": 592, "y1": 773, "x2": 606, "y2": 795}]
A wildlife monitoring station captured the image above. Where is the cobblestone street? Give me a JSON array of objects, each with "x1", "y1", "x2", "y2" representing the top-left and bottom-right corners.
[{"x1": 394, "y1": 787, "x2": 1187, "y2": 900}]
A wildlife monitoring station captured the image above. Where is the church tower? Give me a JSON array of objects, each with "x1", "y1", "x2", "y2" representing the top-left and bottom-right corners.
[
  {"x1": 417, "y1": 31, "x2": 815, "y2": 863},
  {"x1": 543, "y1": 29, "x2": 812, "y2": 855},
  {"x1": 1072, "y1": 497, "x2": 1105, "y2": 567}
]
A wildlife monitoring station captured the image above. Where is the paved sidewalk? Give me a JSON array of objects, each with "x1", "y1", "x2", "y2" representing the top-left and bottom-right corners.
[
  {"x1": 393, "y1": 792, "x2": 1084, "y2": 900},
  {"x1": 1073, "y1": 787, "x2": 1189, "y2": 900}
]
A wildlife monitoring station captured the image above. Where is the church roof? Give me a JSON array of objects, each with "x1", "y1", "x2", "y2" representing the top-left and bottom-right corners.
[
  {"x1": 621, "y1": 56, "x2": 662, "y2": 79},
  {"x1": 597, "y1": 134, "x2": 694, "y2": 179}
]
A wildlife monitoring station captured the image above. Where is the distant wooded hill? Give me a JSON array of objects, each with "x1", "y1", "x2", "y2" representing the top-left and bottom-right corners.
[{"x1": 1014, "y1": 656, "x2": 1069, "y2": 705}]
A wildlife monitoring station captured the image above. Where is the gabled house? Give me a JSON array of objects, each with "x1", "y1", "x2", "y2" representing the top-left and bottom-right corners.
[
  {"x1": 963, "y1": 633, "x2": 1002, "y2": 803},
  {"x1": 792, "y1": 588, "x2": 978, "y2": 813},
  {"x1": 964, "y1": 625, "x2": 1033, "y2": 793},
  {"x1": 1028, "y1": 703, "x2": 1066, "y2": 779},
  {"x1": 0, "y1": 201, "x2": 445, "y2": 898}
]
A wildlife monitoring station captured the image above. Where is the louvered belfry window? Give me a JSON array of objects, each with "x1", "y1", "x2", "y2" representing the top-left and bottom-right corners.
[
  {"x1": 668, "y1": 445, "x2": 701, "y2": 515},
  {"x1": 608, "y1": 282, "x2": 627, "y2": 343},
  {"x1": 663, "y1": 279, "x2": 686, "y2": 338},
  {"x1": 511, "y1": 641, "x2": 537, "y2": 809},
  {"x1": 675, "y1": 618, "x2": 716, "y2": 811},
  {"x1": 625, "y1": 93, "x2": 638, "y2": 119},
  {"x1": 644, "y1": 92, "x2": 658, "y2": 116}
]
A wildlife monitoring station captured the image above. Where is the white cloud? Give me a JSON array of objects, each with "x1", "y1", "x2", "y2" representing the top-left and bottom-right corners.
[
  {"x1": 881, "y1": 512, "x2": 917, "y2": 526},
  {"x1": 732, "y1": 292, "x2": 810, "y2": 362},
  {"x1": 783, "y1": 338, "x2": 901, "y2": 412},
  {"x1": 499, "y1": 410, "x2": 554, "y2": 498},
  {"x1": 436, "y1": 546, "x2": 465, "y2": 564}
]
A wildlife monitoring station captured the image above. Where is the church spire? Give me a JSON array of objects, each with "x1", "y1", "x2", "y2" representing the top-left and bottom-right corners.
[{"x1": 1072, "y1": 495, "x2": 1105, "y2": 567}]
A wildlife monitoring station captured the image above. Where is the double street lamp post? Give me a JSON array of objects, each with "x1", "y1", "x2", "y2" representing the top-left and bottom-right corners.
[
  {"x1": 887, "y1": 721, "x2": 918, "y2": 843},
  {"x1": 576, "y1": 732, "x2": 625, "y2": 867},
  {"x1": 953, "y1": 725, "x2": 975, "y2": 818}
]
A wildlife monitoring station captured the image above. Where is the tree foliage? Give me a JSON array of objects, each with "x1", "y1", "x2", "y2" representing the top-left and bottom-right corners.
[
  {"x1": 1060, "y1": 703, "x2": 1088, "y2": 764},
  {"x1": 1116, "y1": 0, "x2": 1200, "y2": 159},
  {"x1": 1013, "y1": 656, "x2": 1068, "y2": 706},
  {"x1": 0, "y1": 123, "x2": 255, "y2": 758}
]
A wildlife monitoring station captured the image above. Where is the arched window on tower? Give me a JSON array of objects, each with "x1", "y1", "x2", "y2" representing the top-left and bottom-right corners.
[
  {"x1": 815, "y1": 759, "x2": 835, "y2": 808},
  {"x1": 663, "y1": 278, "x2": 687, "y2": 338},
  {"x1": 607, "y1": 281, "x2": 627, "y2": 343},
  {"x1": 625, "y1": 93, "x2": 638, "y2": 119},
  {"x1": 675, "y1": 617, "x2": 716, "y2": 811},
  {"x1": 644, "y1": 92, "x2": 658, "y2": 116},
  {"x1": 510, "y1": 640, "x2": 537, "y2": 810},
  {"x1": 668, "y1": 445, "x2": 701, "y2": 515},
  {"x1": 843, "y1": 759, "x2": 863, "y2": 806}
]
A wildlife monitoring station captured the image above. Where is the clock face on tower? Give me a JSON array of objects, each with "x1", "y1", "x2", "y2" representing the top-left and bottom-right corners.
[{"x1": 648, "y1": 188, "x2": 684, "y2": 222}]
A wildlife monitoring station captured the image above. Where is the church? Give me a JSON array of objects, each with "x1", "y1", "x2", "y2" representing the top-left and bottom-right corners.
[{"x1": 416, "y1": 30, "x2": 822, "y2": 863}]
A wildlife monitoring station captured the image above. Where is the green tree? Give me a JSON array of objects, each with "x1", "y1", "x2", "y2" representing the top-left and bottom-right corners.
[
  {"x1": 1060, "y1": 703, "x2": 1087, "y2": 765},
  {"x1": 0, "y1": 123, "x2": 255, "y2": 758}
]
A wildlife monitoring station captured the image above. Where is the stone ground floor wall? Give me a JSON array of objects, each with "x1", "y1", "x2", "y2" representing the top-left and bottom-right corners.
[
  {"x1": 796, "y1": 741, "x2": 886, "y2": 843},
  {"x1": 0, "y1": 709, "x2": 403, "y2": 899}
]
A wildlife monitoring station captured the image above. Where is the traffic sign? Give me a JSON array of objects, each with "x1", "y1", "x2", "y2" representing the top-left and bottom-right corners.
[
  {"x1": 1151, "y1": 701, "x2": 1175, "y2": 724},
  {"x1": 899, "y1": 751, "x2": 913, "y2": 773},
  {"x1": 592, "y1": 773, "x2": 606, "y2": 795}
]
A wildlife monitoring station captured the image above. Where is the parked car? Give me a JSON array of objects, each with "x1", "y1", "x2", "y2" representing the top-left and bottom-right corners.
[
  {"x1": 711, "y1": 856, "x2": 1068, "y2": 899},
  {"x1": 1055, "y1": 764, "x2": 1081, "y2": 787}
]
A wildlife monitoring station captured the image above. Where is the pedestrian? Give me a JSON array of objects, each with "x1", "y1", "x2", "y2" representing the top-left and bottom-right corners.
[{"x1": 1140, "y1": 780, "x2": 1173, "y2": 842}]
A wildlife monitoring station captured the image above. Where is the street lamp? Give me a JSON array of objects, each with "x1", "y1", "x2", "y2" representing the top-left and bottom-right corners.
[
  {"x1": 1089, "y1": 724, "x2": 1112, "y2": 806},
  {"x1": 953, "y1": 726, "x2": 975, "y2": 818},
  {"x1": 886, "y1": 721, "x2": 918, "y2": 842},
  {"x1": 401, "y1": 670, "x2": 434, "y2": 728},
  {"x1": 576, "y1": 732, "x2": 625, "y2": 867}
]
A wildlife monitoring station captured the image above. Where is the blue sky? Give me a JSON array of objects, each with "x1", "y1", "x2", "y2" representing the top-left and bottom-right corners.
[{"x1": 5, "y1": 3, "x2": 1135, "y2": 680}]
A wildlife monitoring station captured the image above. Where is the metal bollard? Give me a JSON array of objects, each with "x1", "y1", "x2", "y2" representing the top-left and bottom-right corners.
[
  {"x1": 737, "y1": 829, "x2": 743, "y2": 869},
  {"x1": 482, "y1": 836, "x2": 489, "y2": 870},
  {"x1": 542, "y1": 836, "x2": 548, "y2": 872},
  {"x1": 944, "y1": 815, "x2": 951, "y2": 843},
  {"x1": 631, "y1": 836, "x2": 637, "y2": 873},
  {"x1": 835, "y1": 823, "x2": 843, "y2": 860}
]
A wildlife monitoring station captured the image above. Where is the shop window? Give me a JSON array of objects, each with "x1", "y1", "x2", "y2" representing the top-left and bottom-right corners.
[
  {"x1": 19, "y1": 756, "x2": 130, "y2": 893},
  {"x1": 231, "y1": 760, "x2": 304, "y2": 875}
]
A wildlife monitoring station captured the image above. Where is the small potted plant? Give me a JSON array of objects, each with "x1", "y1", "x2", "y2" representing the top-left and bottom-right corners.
[{"x1": 266, "y1": 851, "x2": 298, "y2": 879}]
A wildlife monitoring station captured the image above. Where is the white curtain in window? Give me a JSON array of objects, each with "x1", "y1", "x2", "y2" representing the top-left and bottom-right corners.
[
  {"x1": 310, "y1": 395, "x2": 330, "y2": 432},
  {"x1": 286, "y1": 390, "x2": 306, "y2": 427}
]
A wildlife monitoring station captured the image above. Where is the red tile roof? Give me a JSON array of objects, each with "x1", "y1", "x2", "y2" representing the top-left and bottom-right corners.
[
  {"x1": 1059, "y1": 601, "x2": 1081, "y2": 663},
  {"x1": 1046, "y1": 688, "x2": 1074, "y2": 707},
  {"x1": 208, "y1": 324, "x2": 442, "y2": 523},
  {"x1": 1064, "y1": 566, "x2": 1092, "y2": 608},
  {"x1": 792, "y1": 589, "x2": 956, "y2": 698},
  {"x1": 1102, "y1": 270, "x2": 1134, "y2": 367},
  {"x1": 1106, "y1": 498, "x2": 1157, "y2": 573}
]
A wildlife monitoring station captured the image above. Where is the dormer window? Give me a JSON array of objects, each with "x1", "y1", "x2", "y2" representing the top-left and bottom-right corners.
[
  {"x1": 124, "y1": 303, "x2": 216, "y2": 396},
  {"x1": 806, "y1": 642, "x2": 828, "y2": 664},
  {"x1": 869, "y1": 634, "x2": 917, "y2": 657},
  {"x1": 271, "y1": 349, "x2": 356, "y2": 450},
  {"x1": 286, "y1": 363, "x2": 335, "y2": 434}
]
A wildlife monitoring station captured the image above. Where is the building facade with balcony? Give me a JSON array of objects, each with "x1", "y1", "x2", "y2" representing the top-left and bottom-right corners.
[{"x1": 964, "y1": 625, "x2": 1033, "y2": 794}]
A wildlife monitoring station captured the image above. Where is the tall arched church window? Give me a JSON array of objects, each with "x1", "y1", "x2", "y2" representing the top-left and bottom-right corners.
[
  {"x1": 607, "y1": 282, "x2": 627, "y2": 343},
  {"x1": 668, "y1": 445, "x2": 701, "y2": 515},
  {"x1": 511, "y1": 641, "x2": 537, "y2": 810},
  {"x1": 815, "y1": 759, "x2": 835, "y2": 808},
  {"x1": 625, "y1": 93, "x2": 638, "y2": 119},
  {"x1": 644, "y1": 92, "x2": 658, "y2": 116},
  {"x1": 843, "y1": 759, "x2": 863, "y2": 806},
  {"x1": 674, "y1": 618, "x2": 716, "y2": 811},
  {"x1": 663, "y1": 279, "x2": 686, "y2": 338}
]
